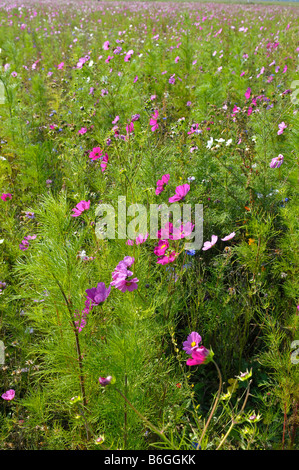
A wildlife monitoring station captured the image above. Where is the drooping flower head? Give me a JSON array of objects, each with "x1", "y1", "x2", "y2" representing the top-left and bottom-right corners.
[
  {"x1": 270, "y1": 154, "x2": 284, "y2": 168},
  {"x1": 186, "y1": 346, "x2": 211, "y2": 366}
]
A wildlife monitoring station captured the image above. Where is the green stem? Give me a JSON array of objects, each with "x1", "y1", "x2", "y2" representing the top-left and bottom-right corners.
[
  {"x1": 115, "y1": 387, "x2": 177, "y2": 450},
  {"x1": 198, "y1": 360, "x2": 222, "y2": 449}
]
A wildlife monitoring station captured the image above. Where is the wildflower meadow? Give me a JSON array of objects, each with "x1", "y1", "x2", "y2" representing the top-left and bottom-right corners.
[{"x1": 0, "y1": 0, "x2": 298, "y2": 453}]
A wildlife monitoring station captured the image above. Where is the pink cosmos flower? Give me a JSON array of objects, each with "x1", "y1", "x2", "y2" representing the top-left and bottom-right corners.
[
  {"x1": 89, "y1": 147, "x2": 103, "y2": 160},
  {"x1": 103, "y1": 41, "x2": 110, "y2": 50},
  {"x1": 100, "y1": 153, "x2": 109, "y2": 172},
  {"x1": 78, "y1": 127, "x2": 87, "y2": 135},
  {"x1": 1, "y1": 193, "x2": 12, "y2": 201},
  {"x1": 155, "y1": 239, "x2": 170, "y2": 256},
  {"x1": 85, "y1": 282, "x2": 111, "y2": 305},
  {"x1": 169, "y1": 184, "x2": 190, "y2": 203},
  {"x1": 1, "y1": 389, "x2": 15, "y2": 401},
  {"x1": 135, "y1": 233, "x2": 149, "y2": 245},
  {"x1": 126, "y1": 122, "x2": 134, "y2": 135},
  {"x1": 183, "y1": 332, "x2": 202, "y2": 355},
  {"x1": 111, "y1": 256, "x2": 139, "y2": 292},
  {"x1": 202, "y1": 235, "x2": 218, "y2": 251},
  {"x1": 277, "y1": 122, "x2": 287, "y2": 135},
  {"x1": 150, "y1": 110, "x2": 159, "y2": 132},
  {"x1": 172, "y1": 222, "x2": 194, "y2": 240},
  {"x1": 156, "y1": 251, "x2": 177, "y2": 265},
  {"x1": 112, "y1": 115, "x2": 119, "y2": 125},
  {"x1": 156, "y1": 174, "x2": 170, "y2": 195},
  {"x1": 57, "y1": 62, "x2": 64, "y2": 70},
  {"x1": 186, "y1": 346, "x2": 210, "y2": 366},
  {"x1": 11, "y1": 71, "x2": 18, "y2": 77},
  {"x1": 71, "y1": 200, "x2": 90, "y2": 217},
  {"x1": 175, "y1": 56, "x2": 180, "y2": 63},
  {"x1": 99, "y1": 376, "x2": 112, "y2": 386},
  {"x1": 245, "y1": 87, "x2": 251, "y2": 100},
  {"x1": 221, "y1": 232, "x2": 235, "y2": 241},
  {"x1": 270, "y1": 154, "x2": 284, "y2": 168}
]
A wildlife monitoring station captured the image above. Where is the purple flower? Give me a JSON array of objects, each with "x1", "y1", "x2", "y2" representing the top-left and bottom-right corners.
[
  {"x1": 270, "y1": 154, "x2": 284, "y2": 168},
  {"x1": 183, "y1": 332, "x2": 202, "y2": 355},
  {"x1": 99, "y1": 376, "x2": 112, "y2": 386},
  {"x1": 85, "y1": 282, "x2": 111, "y2": 305}
]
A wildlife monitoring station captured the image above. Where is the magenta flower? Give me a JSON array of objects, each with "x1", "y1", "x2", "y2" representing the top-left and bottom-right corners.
[
  {"x1": 1, "y1": 389, "x2": 15, "y2": 401},
  {"x1": 186, "y1": 346, "x2": 210, "y2": 366},
  {"x1": 154, "y1": 239, "x2": 169, "y2": 257},
  {"x1": 270, "y1": 154, "x2": 284, "y2": 168},
  {"x1": 221, "y1": 232, "x2": 235, "y2": 241},
  {"x1": 111, "y1": 276, "x2": 139, "y2": 292},
  {"x1": 71, "y1": 200, "x2": 90, "y2": 217},
  {"x1": 100, "y1": 153, "x2": 109, "y2": 172},
  {"x1": 156, "y1": 174, "x2": 170, "y2": 195},
  {"x1": 245, "y1": 87, "x2": 251, "y2": 100},
  {"x1": 112, "y1": 115, "x2": 119, "y2": 125},
  {"x1": 1, "y1": 193, "x2": 12, "y2": 201},
  {"x1": 202, "y1": 235, "x2": 218, "y2": 251},
  {"x1": 277, "y1": 122, "x2": 287, "y2": 135},
  {"x1": 57, "y1": 62, "x2": 64, "y2": 70},
  {"x1": 183, "y1": 332, "x2": 202, "y2": 355},
  {"x1": 78, "y1": 127, "x2": 87, "y2": 135},
  {"x1": 111, "y1": 256, "x2": 139, "y2": 292},
  {"x1": 99, "y1": 376, "x2": 112, "y2": 386},
  {"x1": 103, "y1": 41, "x2": 110, "y2": 50},
  {"x1": 85, "y1": 282, "x2": 111, "y2": 305},
  {"x1": 89, "y1": 147, "x2": 103, "y2": 160},
  {"x1": 126, "y1": 122, "x2": 134, "y2": 135},
  {"x1": 169, "y1": 184, "x2": 190, "y2": 203},
  {"x1": 150, "y1": 110, "x2": 159, "y2": 132},
  {"x1": 156, "y1": 251, "x2": 177, "y2": 265}
]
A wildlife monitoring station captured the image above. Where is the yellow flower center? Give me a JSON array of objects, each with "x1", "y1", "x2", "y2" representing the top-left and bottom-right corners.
[{"x1": 191, "y1": 341, "x2": 196, "y2": 347}]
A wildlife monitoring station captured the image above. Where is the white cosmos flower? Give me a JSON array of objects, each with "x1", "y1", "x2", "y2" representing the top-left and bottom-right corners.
[{"x1": 206, "y1": 137, "x2": 214, "y2": 149}]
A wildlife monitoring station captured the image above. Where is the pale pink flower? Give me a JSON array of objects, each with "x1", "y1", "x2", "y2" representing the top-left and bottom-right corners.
[
  {"x1": 277, "y1": 122, "x2": 287, "y2": 135},
  {"x1": 202, "y1": 235, "x2": 218, "y2": 251},
  {"x1": 221, "y1": 232, "x2": 235, "y2": 241}
]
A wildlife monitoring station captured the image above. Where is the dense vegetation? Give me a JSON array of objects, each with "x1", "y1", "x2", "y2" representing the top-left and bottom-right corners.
[{"x1": 0, "y1": 0, "x2": 298, "y2": 450}]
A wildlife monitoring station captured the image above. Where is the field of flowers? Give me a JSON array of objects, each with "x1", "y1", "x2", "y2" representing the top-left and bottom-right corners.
[{"x1": 0, "y1": 0, "x2": 298, "y2": 451}]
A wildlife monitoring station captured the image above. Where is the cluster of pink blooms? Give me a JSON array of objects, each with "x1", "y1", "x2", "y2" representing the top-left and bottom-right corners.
[
  {"x1": 183, "y1": 332, "x2": 213, "y2": 366},
  {"x1": 71, "y1": 200, "x2": 90, "y2": 217},
  {"x1": 156, "y1": 174, "x2": 170, "y2": 195},
  {"x1": 110, "y1": 256, "x2": 139, "y2": 292},
  {"x1": 154, "y1": 221, "x2": 194, "y2": 265},
  {"x1": 19, "y1": 234, "x2": 37, "y2": 251}
]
